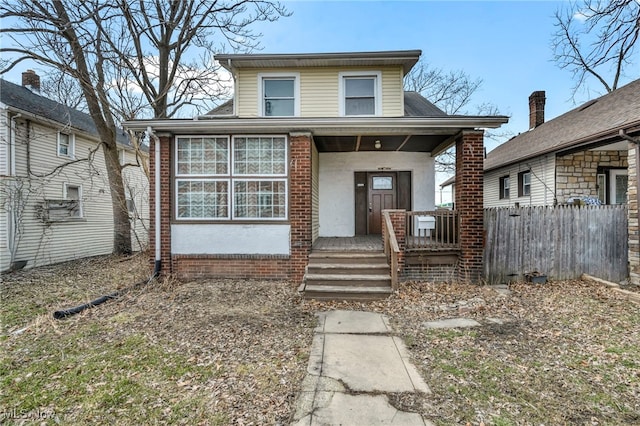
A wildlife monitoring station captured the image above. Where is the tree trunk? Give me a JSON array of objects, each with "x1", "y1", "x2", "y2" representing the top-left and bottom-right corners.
[{"x1": 103, "y1": 141, "x2": 132, "y2": 255}]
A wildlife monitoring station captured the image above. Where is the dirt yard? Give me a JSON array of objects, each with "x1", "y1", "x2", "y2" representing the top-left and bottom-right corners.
[{"x1": 2, "y1": 254, "x2": 639, "y2": 425}]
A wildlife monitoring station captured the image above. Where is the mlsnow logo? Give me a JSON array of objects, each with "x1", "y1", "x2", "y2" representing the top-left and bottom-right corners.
[{"x1": 0, "y1": 408, "x2": 56, "y2": 420}]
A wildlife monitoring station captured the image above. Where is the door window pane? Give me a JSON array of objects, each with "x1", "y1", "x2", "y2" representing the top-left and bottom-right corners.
[{"x1": 372, "y1": 176, "x2": 393, "y2": 190}]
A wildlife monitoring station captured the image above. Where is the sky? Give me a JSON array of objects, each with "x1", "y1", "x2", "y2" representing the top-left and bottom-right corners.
[
  {"x1": 2, "y1": 0, "x2": 636, "y2": 197},
  {"x1": 246, "y1": 0, "x2": 633, "y2": 152}
]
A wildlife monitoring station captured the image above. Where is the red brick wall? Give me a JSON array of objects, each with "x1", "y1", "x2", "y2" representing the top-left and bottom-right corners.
[
  {"x1": 455, "y1": 130, "x2": 485, "y2": 283},
  {"x1": 382, "y1": 209, "x2": 406, "y2": 271},
  {"x1": 288, "y1": 134, "x2": 313, "y2": 282},
  {"x1": 172, "y1": 255, "x2": 290, "y2": 280}
]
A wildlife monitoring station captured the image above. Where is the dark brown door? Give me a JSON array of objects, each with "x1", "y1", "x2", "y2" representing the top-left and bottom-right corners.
[{"x1": 368, "y1": 173, "x2": 396, "y2": 234}]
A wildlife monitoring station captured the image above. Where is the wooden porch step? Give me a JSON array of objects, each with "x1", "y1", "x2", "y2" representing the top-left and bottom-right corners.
[
  {"x1": 302, "y1": 284, "x2": 392, "y2": 301},
  {"x1": 304, "y1": 273, "x2": 391, "y2": 288},
  {"x1": 308, "y1": 252, "x2": 387, "y2": 265},
  {"x1": 306, "y1": 263, "x2": 390, "y2": 275}
]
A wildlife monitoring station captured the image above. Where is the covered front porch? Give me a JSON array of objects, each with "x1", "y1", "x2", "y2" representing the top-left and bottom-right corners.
[{"x1": 300, "y1": 209, "x2": 461, "y2": 300}]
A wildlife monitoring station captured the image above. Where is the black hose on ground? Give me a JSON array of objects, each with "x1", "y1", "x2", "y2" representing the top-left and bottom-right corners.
[{"x1": 53, "y1": 260, "x2": 161, "y2": 320}]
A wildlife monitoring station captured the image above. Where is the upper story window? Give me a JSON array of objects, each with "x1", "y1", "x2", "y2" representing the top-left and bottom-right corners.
[
  {"x1": 57, "y1": 132, "x2": 75, "y2": 158},
  {"x1": 499, "y1": 176, "x2": 510, "y2": 199},
  {"x1": 518, "y1": 171, "x2": 531, "y2": 197},
  {"x1": 259, "y1": 73, "x2": 300, "y2": 117},
  {"x1": 339, "y1": 71, "x2": 382, "y2": 116}
]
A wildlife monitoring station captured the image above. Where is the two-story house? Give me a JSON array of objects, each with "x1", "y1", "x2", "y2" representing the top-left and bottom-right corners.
[
  {"x1": 124, "y1": 50, "x2": 507, "y2": 298},
  {"x1": 0, "y1": 71, "x2": 149, "y2": 272}
]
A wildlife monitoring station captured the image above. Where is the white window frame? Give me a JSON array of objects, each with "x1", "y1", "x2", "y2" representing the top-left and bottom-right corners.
[
  {"x1": 231, "y1": 178, "x2": 288, "y2": 221},
  {"x1": 231, "y1": 135, "x2": 288, "y2": 177},
  {"x1": 175, "y1": 136, "x2": 230, "y2": 177},
  {"x1": 57, "y1": 132, "x2": 75, "y2": 158},
  {"x1": 175, "y1": 178, "x2": 231, "y2": 221},
  {"x1": 118, "y1": 149, "x2": 126, "y2": 166},
  {"x1": 499, "y1": 176, "x2": 510, "y2": 200},
  {"x1": 518, "y1": 170, "x2": 531, "y2": 197},
  {"x1": 63, "y1": 183, "x2": 83, "y2": 218},
  {"x1": 338, "y1": 71, "x2": 382, "y2": 117},
  {"x1": 258, "y1": 72, "x2": 300, "y2": 117},
  {"x1": 609, "y1": 169, "x2": 628, "y2": 205}
]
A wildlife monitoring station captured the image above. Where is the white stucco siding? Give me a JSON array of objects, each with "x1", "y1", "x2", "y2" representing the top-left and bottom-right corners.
[
  {"x1": 484, "y1": 155, "x2": 556, "y2": 208},
  {"x1": 318, "y1": 151, "x2": 434, "y2": 236},
  {"x1": 171, "y1": 224, "x2": 291, "y2": 255}
]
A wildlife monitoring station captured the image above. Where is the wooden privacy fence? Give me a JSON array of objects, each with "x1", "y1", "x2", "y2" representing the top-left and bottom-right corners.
[{"x1": 484, "y1": 205, "x2": 628, "y2": 284}]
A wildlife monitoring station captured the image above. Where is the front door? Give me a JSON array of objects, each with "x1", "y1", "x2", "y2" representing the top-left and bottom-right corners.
[
  {"x1": 368, "y1": 173, "x2": 396, "y2": 234},
  {"x1": 355, "y1": 171, "x2": 411, "y2": 235}
]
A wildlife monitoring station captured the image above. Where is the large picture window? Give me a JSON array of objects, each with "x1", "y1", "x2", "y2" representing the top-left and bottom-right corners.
[{"x1": 175, "y1": 135, "x2": 288, "y2": 220}]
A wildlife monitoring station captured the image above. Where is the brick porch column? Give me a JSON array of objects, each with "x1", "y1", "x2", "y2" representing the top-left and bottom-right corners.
[
  {"x1": 149, "y1": 134, "x2": 172, "y2": 276},
  {"x1": 289, "y1": 133, "x2": 313, "y2": 283},
  {"x1": 629, "y1": 142, "x2": 639, "y2": 285},
  {"x1": 455, "y1": 130, "x2": 484, "y2": 283},
  {"x1": 382, "y1": 209, "x2": 406, "y2": 272}
]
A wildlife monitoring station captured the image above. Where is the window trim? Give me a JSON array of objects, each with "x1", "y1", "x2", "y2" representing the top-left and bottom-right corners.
[
  {"x1": 57, "y1": 132, "x2": 75, "y2": 158},
  {"x1": 499, "y1": 175, "x2": 510, "y2": 200},
  {"x1": 173, "y1": 134, "x2": 289, "y2": 222},
  {"x1": 63, "y1": 183, "x2": 83, "y2": 218},
  {"x1": 518, "y1": 170, "x2": 531, "y2": 197},
  {"x1": 257, "y1": 72, "x2": 300, "y2": 117},
  {"x1": 338, "y1": 71, "x2": 382, "y2": 117},
  {"x1": 175, "y1": 135, "x2": 230, "y2": 177}
]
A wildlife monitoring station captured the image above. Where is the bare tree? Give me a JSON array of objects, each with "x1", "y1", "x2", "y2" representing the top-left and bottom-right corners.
[
  {"x1": 404, "y1": 59, "x2": 482, "y2": 115},
  {"x1": 552, "y1": 0, "x2": 640, "y2": 97},
  {"x1": 404, "y1": 59, "x2": 510, "y2": 174},
  {"x1": 1, "y1": 0, "x2": 288, "y2": 254},
  {"x1": 40, "y1": 71, "x2": 87, "y2": 111}
]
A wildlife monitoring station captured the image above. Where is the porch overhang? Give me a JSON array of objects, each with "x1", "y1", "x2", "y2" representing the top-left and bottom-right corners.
[{"x1": 124, "y1": 115, "x2": 508, "y2": 153}]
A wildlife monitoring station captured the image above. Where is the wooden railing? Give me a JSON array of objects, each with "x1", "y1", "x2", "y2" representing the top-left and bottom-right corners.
[
  {"x1": 382, "y1": 211, "x2": 400, "y2": 290},
  {"x1": 405, "y1": 210, "x2": 460, "y2": 250}
]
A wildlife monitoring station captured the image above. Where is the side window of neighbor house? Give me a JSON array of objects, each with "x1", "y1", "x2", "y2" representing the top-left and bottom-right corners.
[
  {"x1": 518, "y1": 171, "x2": 531, "y2": 197},
  {"x1": 260, "y1": 74, "x2": 299, "y2": 117},
  {"x1": 64, "y1": 184, "x2": 82, "y2": 218},
  {"x1": 58, "y1": 132, "x2": 74, "y2": 158},
  {"x1": 175, "y1": 135, "x2": 288, "y2": 220},
  {"x1": 340, "y1": 72, "x2": 381, "y2": 116},
  {"x1": 499, "y1": 176, "x2": 510, "y2": 199}
]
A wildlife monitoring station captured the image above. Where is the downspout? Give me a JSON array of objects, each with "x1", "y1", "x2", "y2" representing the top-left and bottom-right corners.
[
  {"x1": 9, "y1": 113, "x2": 21, "y2": 176},
  {"x1": 53, "y1": 128, "x2": 162, "y2": 319},
  {"x1": 149, "y1": 126, "x2": 162, "y2": 278}
]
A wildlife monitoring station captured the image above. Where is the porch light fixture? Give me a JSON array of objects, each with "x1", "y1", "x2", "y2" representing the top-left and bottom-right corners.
[{"x1": 374, "y1": 140, "x2": 381, "y2": 149}]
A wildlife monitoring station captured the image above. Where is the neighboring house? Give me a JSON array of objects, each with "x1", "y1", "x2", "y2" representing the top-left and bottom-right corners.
[
  {"x1": 0, "y1": 70, "x2": 149, "y2": 272},
  {"x1": 484, "y1": 81, "x2": 640, "y2": 208},
  {"x1": 124, "y1": 50, "x2": 507, "y2": 295}
]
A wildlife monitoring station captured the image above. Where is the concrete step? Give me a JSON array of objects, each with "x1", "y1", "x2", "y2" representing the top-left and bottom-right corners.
[
  {"x1": 304, "y1": 273, "x2": 391, "y2": 288},
  {"x1": 306, "y1": 263, "x2": 390, "y2": 275},
  {"x1": 302, "y1": 284, "x2": 393, "y2": 301}
]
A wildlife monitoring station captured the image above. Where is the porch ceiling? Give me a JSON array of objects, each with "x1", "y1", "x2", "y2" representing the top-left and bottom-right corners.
[{"x1": 314, "y1": 134, "x2": 450, "y2": 153}]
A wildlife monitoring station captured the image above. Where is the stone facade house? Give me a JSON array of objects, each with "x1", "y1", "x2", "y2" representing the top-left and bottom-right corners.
[
  {"x1": 124, "y1": 50, "x2": 507, "y2": 298},
  {"x1": 0, "y1": 71, "x2": 149, "y2": 272}
]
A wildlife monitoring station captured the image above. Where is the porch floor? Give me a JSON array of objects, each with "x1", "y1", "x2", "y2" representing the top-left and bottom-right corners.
[{"x1": 312, "y1": 236, "x2": 383, "y2": 252}]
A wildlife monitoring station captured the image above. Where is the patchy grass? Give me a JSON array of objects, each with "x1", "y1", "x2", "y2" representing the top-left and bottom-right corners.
[
  {"x1": 2, "y1": 256, "x2": 640, "y2": 425},
  {"x1": 1, "y1": 254, "x2": 315, "y2": 425}
]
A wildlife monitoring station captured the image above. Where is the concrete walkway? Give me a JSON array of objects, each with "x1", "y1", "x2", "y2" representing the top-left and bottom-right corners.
[{"x1": 291, "y1": 310, "x2": 433, "y2": 426}]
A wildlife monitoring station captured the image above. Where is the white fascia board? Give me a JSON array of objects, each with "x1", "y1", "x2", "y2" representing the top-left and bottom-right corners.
[{"x1": 123, "y1": 116, "x2": 509, "y2": 134}]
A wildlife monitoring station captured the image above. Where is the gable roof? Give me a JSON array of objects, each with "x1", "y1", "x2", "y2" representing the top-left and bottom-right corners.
[
  {"x1": 207, "y1": 91, "x2": 447, "y2": 118},
  {"x1": 485, "y1": 79, "x2": 640, "y2": 172},
  {"x1": 216, "y1": 50, "x2": 421, "y2": 76},
  {"x1": 0, "y1": 78, "x2": 132, "y2": 148}
]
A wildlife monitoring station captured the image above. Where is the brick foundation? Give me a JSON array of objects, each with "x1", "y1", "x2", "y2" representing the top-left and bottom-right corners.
[{"x1": 172, "y1": 254, "x2": 290, "y2": 281}]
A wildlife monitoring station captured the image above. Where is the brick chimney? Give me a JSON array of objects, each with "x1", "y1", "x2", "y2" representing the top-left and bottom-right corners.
[
  {"x1": 529, "y1": 91, "x2": 545, "y2": 129},
  {"x1": 22, "y1": 69, "x2": 41, "y2": 93}
]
